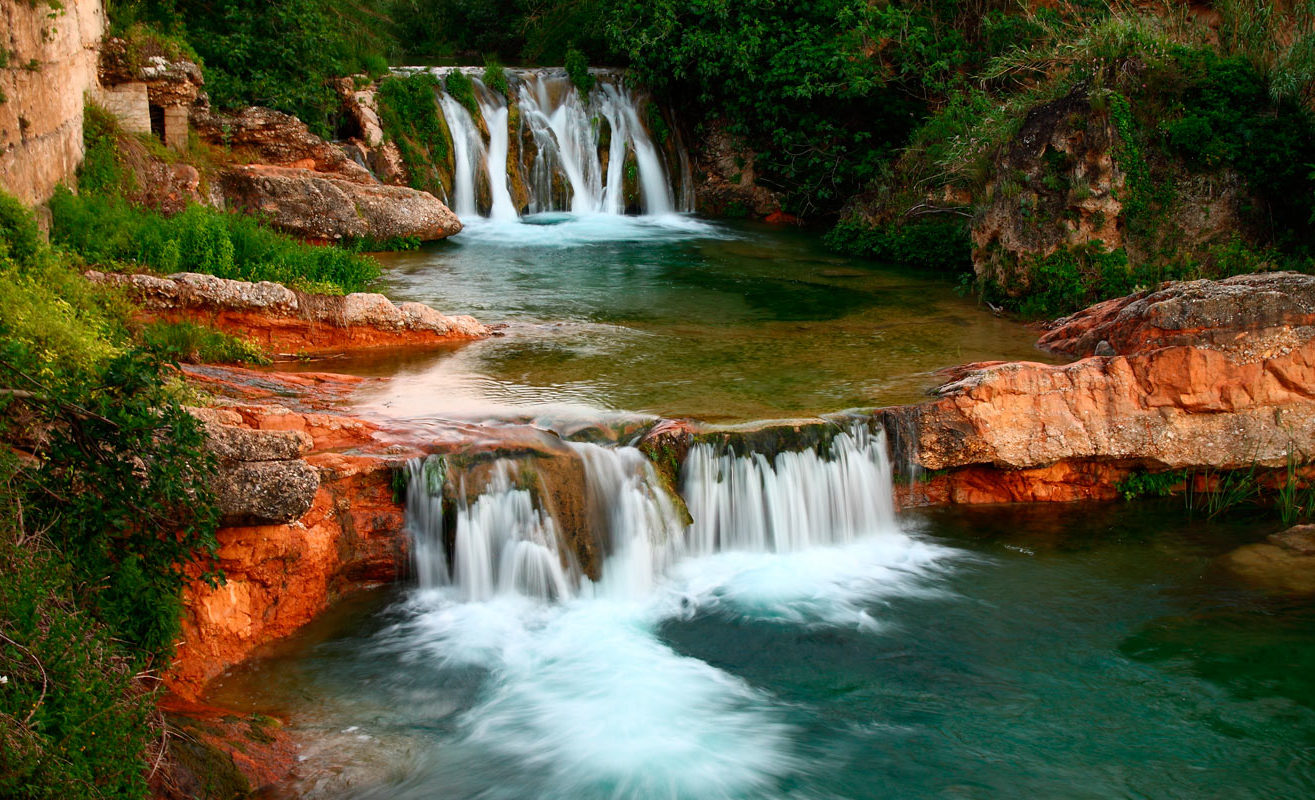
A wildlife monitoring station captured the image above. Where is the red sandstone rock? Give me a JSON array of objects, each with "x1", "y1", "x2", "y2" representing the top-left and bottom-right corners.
[
  {"x1": 167, "y1": 417, "x2": 412, "y2": 700},
  {"x1": 88, "y1": 271, "x2": 489, "y2": 355}
]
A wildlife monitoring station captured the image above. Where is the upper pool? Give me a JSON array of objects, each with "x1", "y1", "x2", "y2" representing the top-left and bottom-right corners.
[{"x1": 344, "y1": 215, "x2": 1051, "y2": 424}]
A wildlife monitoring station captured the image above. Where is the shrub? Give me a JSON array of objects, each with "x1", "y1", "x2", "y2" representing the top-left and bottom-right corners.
[
  {"x1": 564, "y1": 46, "x2": 594, "y2": 97},
  {"x1": 443, "y1": 70, "x2": 479, "y2": 116},
  {"x1": 825, "y1": 218, "x2": 972, "y2": 274},
  {"x1": 482, "y1": 57, "x2": 510, "y2": 98}
]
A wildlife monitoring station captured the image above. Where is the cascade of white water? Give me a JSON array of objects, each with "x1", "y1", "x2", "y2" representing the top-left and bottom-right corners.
[
  {"x1": 475, "y1": 83, "x2": 519, "y2": 221},
  {"x1": 437, "y1": 92, "x2": 485, "y2": 219},
  {"x1": 681, "y1": 426, "x2": 896, "y2": 556},
  {"x1": 406, "y1": 455, "x2": 450, "y2": 589},
  {"x1": 570, "y1": 442, "x2": 686, "y2": 599},
  {"x1": 421, "y1": 67, "x2": 688, "y2": 219},
  {"x1": 405, "y1": 423, "x2": 900, "y2": 603}
]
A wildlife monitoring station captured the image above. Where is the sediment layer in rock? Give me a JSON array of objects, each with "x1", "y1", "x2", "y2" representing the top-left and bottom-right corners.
[{"x1": 88, "y1": 270, "x2": 489, "y2": 354}]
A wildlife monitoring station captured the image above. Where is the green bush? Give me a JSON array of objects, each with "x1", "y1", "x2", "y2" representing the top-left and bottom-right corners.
[
  {"x1": 482, "y1": 57, "x2": 510, "y2": 98},
  {"x1": 824, "y1": 218, "x2": 972, "y2": 274},
  {"x1": 443, "y1": 70, "x2": 479, "y2": 116},
  {"x1": 0, "y1": 191, "x2": 225, "y2": 796},
  {"x1": 0, "y1": 534, "x2": 155, "y2": 800},
  {"x1": 564, "y1": 46, "x2": 594, "y2": 97}
]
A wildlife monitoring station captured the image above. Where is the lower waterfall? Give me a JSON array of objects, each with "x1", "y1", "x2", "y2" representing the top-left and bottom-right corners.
[
  {"x1": 404, "y1": 423, "x2": 938, "y2": 608},
  {"x1": 389, "y1": 423, "x2": 953, "y2": 799}
]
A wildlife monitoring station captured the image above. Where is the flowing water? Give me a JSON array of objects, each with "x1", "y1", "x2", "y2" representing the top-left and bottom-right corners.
[
  {"x1": 210, "y1": 433, "x2": 1315, "y2": 799},
  {"x1": 214, "y1": 70, "x2": 1315, "y2": 798}
]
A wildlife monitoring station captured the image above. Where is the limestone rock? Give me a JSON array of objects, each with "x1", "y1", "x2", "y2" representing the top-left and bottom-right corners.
[
  {"x1": 214, "y1": 460, "x2": 319, "y2": 525},
  {"x1": 1220, "y1": 525, "x2": 1315, "y2": 594},
  {"x1": 86, "y1": 270, "x2": 490, "y2": 353},
  {"x1": 0, "y1": 0, "x2": 105, "y2": 204},
  {"x1": 203, "y1": 421, "x2": 312, "y2": 462},
  {"x1": 199, "y1": 416, "x2": 319, "y2": 525},
  {"x1": 217, "y1": 164, "x2": 462, "y2": 242},
  {"x1": 192, "y1": 106, "x2": 372, "y2": 181}
]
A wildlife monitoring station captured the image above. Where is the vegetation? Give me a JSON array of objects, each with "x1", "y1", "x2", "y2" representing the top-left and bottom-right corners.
[
  {"x1": 377, "y1": 71, "x2": 453, "y2": 198},
  {"x1": 109, "y1": 0, "x2": 395, "y2": 137},
  {"x1": 0, "y1": 190, "x2": 222, "y2": 797},
  {"x1": 50, "y1": 107, "x2": 380, "y2": 294}
]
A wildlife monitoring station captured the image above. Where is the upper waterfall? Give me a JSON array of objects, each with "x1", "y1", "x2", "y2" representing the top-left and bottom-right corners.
[{"x1": 404, "y1": 67, "x2": 694, "y2": 220}]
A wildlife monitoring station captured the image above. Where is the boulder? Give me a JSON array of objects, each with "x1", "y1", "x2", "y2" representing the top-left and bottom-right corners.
[
  {"x1": 213, "y1": 460, "x2": 320, "y2": 525},
  {"x1": 1040, "y1": 272, "x2": 1315, "y2": 357},
  {"x1": 191, "y1": 106, "x2": 372, "y2": 181},
  {"x1": 217, "y1": 164, "x2": 462, "y2": 242},
  {"x1": 199, "y1": 417, "x2": 319, "y2": 525}
]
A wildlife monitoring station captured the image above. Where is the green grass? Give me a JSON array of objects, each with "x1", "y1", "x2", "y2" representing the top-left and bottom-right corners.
[
  {"x1": 48, "y1": 191, "x2": 379, "y2": 294},
  {"x1": 139, "y1": 320, "x2": 269, "y2": 365}
]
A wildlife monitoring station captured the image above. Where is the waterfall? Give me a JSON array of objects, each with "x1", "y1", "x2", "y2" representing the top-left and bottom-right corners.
[
  {"x1": 682, "y1": 426, "x2": 896, "y2": 556},
  {"x1": 403, "y1": 424, "x2": 901, "y2": 602},
  {"x1": 414, "y1": 67, "x2": 692, "y2": 220}
]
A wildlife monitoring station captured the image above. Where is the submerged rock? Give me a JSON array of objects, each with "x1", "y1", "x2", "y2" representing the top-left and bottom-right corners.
[{"x1": 1220, "y1": 525, "x2": 1315, "y2": 594}]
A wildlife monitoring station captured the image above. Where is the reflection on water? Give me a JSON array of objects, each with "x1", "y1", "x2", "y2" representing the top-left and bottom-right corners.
[{"x1": 329, "y1": 215, "x2": 1055, "y2": 423}]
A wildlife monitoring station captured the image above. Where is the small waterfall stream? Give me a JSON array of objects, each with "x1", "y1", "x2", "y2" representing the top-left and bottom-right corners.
[
  {"x1": 410, "y1": 67, "x2": 692, "y2": 219},
  {"x1": 404, "y1": 424, "x2": 905, "y2": 601}
]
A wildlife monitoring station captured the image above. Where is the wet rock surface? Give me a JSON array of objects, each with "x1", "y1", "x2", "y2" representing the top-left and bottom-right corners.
[{"x1": 1220, "y1": 525, "x2": 1315, "y2": 594}]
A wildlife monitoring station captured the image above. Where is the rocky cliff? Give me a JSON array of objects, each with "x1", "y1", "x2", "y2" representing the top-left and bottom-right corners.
[{"x1": 0, "y1": 0, "x2": 104, "y2": 204}]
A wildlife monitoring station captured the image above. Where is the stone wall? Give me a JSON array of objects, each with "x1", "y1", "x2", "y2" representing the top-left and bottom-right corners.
[{"x1": 0, "y1": 0, "x2": 105, "y2": 204}]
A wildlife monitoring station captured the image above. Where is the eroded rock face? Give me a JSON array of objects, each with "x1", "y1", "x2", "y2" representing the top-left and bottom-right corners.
[
  {"x1": 192, "y1": 106, "x2": 370, "y2": 181},
  {"x1": 0, "y1": 0, "x2": 105, "y2": 204},
  {"x1": 168, "y1": 406, "x2": 412, "y2": 700},
  {"x1": 218, "y1": 164, "x2": 462, "y2": 242},
  {"x1": 691, "y1": 117, "x2": 783, "y2": 218},
  {"x1": 1039, "y1": 272, "x2": 1315, "y2": 357},
  {"x1": 972, "y1": 90, "x2": 1125, "y2": 295},
  {"x1": 87, "y1": 270, "x2": 489, "y2": 353},
  {"x1": 888, "y1": 271, "x2": 1315, "y2": 503}
]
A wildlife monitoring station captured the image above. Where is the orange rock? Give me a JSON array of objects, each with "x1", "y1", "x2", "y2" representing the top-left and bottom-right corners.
[{"x1": 166, "y1": 420, "x2": 409, "y2": 700}]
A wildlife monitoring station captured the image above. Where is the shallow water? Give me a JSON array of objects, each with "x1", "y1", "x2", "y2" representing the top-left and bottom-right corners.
[
  {"x1": 343, "y1": 215, "x2": 1051, "y2": 424},
  {"x1": 208, "y1": 503, "x2": 1315, "y2": 799}
]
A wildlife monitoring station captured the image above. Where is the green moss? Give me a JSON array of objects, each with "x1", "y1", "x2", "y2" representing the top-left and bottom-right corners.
[
  {"x1": 444, "y1": 70, "x2": 479, "y2": 117},
  {"x1": 377, "y1": 72, "x2": 453, "y2": 198}
]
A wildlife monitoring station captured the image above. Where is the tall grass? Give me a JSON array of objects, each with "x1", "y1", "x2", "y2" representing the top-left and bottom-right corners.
[{"x1": 48, "y1": 190, "x2": 379, "y2": 294}]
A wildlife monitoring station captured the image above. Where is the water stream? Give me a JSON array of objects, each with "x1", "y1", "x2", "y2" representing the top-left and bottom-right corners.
[{"x1": 213, "y1": 70, "x2": 1315, "y2": 798}]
